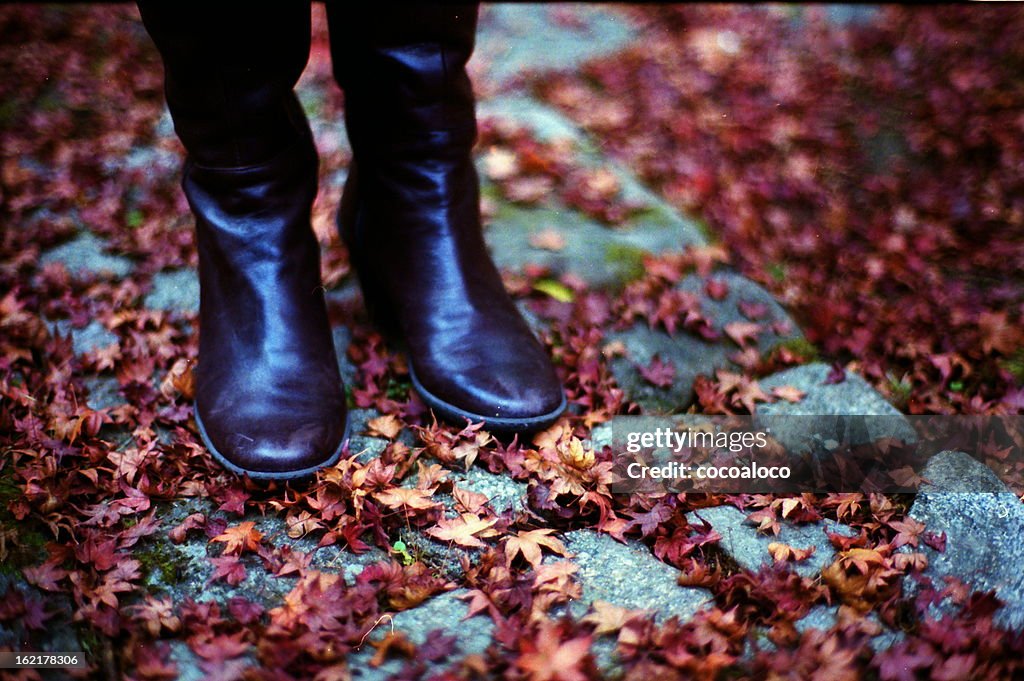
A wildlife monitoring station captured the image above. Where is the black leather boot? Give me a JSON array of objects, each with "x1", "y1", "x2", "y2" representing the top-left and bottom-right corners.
[
  {"x1": 328, "y1": 4, "x2": 566, "y2": 433},
  {"x1": 139, "y1": 2, "x2": 348, "y2": 479}
]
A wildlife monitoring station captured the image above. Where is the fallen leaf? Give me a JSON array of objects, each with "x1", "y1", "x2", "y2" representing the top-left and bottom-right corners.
[
  {"x1": 425, "y1": 513, "x2": 499, "y2": 549},
  {"x1": 504, "y1": 529, "x2": 569, "y2": 568}
]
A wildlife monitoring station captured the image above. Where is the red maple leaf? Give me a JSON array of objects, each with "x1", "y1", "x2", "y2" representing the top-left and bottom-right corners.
[
  {"x1": 208, "y1": 555, "x2": 247, "y2": 586},
  {"x1": 638, "y1": 355, "x2": 676, "y2": 389}
]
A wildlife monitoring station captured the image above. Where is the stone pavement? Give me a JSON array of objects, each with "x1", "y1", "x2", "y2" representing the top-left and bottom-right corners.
[{"x1": 21, "y1": 4, "x2": 1024, "y2": 679}]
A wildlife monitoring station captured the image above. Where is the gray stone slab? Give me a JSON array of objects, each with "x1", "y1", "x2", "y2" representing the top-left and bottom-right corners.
[
  {"x1": 475, "y1": 5, "x2": 637, "y2": 85},
  {"x1": 477, "y1": 96, "x2": 588, "y2": 145},
  {"x1": 756, "y1": 363, "x2": 917, "y2": 455},
  {"x1": 485, "y1": 199, "x2": 692, "y2": 288},
  {"x1": 47, "y1": 318, "x2": 118, "y2": 356},
  {"x1": 477, "y1": 96, "x2": 708, "y2": 289},
  {"x1": 907, "y1": 450, "x2": 1024, "y2": 630},
  {"x1": 610, "y1": 270, "x2": 801, "y2": 413},
  {"x1": 787, "y1": 4, "x2": 880, "y2": 26},
  {"x1": 40, "y1": 232, "x2": 133, "y2": 278},
  {"x1": 477, "y1": 96, "x2": 706, "y2": 238},
  {"x1": 685, "y1": 505, "x2": 854, "y2": 579},
  {"x1": 345, "y1": 408, "x2": 393, "y2": 464},
  {"x1": 759, "y1": 364, "x2": 902, "y2": 417},
  {"x1": 348, "y1": 589, "x2": 494, "y2": 681},
  {"x1": 561, "y1": 529, "x2": 711, "y2": 622},
  {"x1": 0, "y1": 573, "x2": 81, "y2": 659},
  {"x1": 168, "y1": 640, "x2": 205, "y2": 681},
  {"x1": 445, "y1": 466, "x2": 529, "y2": 516},
  {"x1": 144, "y1": 269, "x2": 199, "y2": 314},
  {"x1": 792, "y1": 606, "x2": 903, "y2": 652},
  {"x1": 331, "y1": 325, "x2": 358, "y2": 386},
  {"x1": 83, "y1": 374, "x2": 123, "y2": 411},
  {"x1": 795, "y1": 604, "x2": 839, "y2": 633}
]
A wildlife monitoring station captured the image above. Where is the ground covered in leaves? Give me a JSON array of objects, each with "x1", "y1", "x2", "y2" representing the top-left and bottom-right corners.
[{"x1": 1, "y1": 4, "x2": 1023, "y2": 680}]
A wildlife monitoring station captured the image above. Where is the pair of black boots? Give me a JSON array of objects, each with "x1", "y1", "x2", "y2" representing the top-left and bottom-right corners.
[{"x1": 139, "y1": 3, "x2": 565, "y2": 479}]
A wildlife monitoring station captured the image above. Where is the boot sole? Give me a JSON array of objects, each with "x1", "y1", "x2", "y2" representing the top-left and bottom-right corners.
[
  {"x1": 194, "y1": 404, "x2": 350, "y2": 481},
  {"x1": 407, "y1": 362, "x2": 567, "y2": 434}
]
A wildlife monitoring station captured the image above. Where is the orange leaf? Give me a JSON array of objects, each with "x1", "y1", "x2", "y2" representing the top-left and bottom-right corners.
[
  {"x1": 767, "y1": 541, "x2": 815, "y2": 563},
  {"x1": 366, "y1": 414, "x2": 403, "y2": 440},
  {"x1": 771, "y1": 385, "x2": 806, "y2": 403},
  {"x1": 425, "y1": 513, "x2": 498, "y2": 549},
  {"x1": 504, "y1": 529, "x2": 569, "y2": 568},
  {"x1": 452, "y1": 485, "x2": 490, "y2": 515},
  {"x1": 724, "y1": 321, "x2": 762, "y2": 347},
  {"x1": 373, "y1": 487, "x2": 438, "y2": 512},
  {"x1": 581, "y1": 600, "x2": 648, "y2": 637},
  {"x1": 211, "y1": 521, "x2": 263, "y2": 555}
]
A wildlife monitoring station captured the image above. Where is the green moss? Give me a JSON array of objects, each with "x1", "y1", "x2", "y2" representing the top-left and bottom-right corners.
[
  {"x1": 603, "y1": 242, "x2": 648, "y2": 285},
  {"x1": 0, "y1": 467, "x2": 20, "y2": 505},
  {"x1": 885, "y1": 372, "x2": 913, "y2": 410},
  {"x1": 999, "y1": 348, "x2": 1024, "y2": 384},
  {"x1": 0, "y1": 97, "x2": 23, "y2": 130},
  {"x1": 385, "y1": 377, "x2": 412, "y2": 401},
  {"x1": 125, "y1": 208, "x2": 143, "y2": 229},
  {"x1": 136, "y1": 540, "x2": 185, "y2": 587},
  {"x1": 75, "y1": 624, "x2": 102, "y2": 662},
  {"x1": 478, "y1": 181, "x2": 504, "y2": 205},
  {"x1": 0, "y1": 465, "x2": 50, "y2": 575},
  {"x1": 771, "y1": 337, "x2": 819, "y2": 362}
]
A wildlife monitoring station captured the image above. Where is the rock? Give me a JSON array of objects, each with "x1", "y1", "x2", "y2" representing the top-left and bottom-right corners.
[
  {"x1": 168, "y1": 641, "x2": 206, "y2": 681},
  {"x1": 445, "y1": 466, "x2": 529, "y2": 516},
  {"x1": 138, "y1": 500, "x2": 293, "y2": 609},
  {"x1": 589, "y1": 637, "x2": 623, "y2": 680},
  {"x1": 0, "y1": 573, "x2": 81, "y2": 658},
  {"x1": 763, "y1": 4, "x2": 879, "y2": 29},
  {"x1": 477, "y1": 96, "x2": 707, "y2": 289},
  {"x1": 83, "y1": 375, "x2": 123, "y2": 411},
  {"x1": 907, "y1": 451, "x2": 1024, "y2": 630},
  {"x1": 345, "y1": 409, "x2": 392, "y2": 464},
  {"x1": 792, "y1": 606, "x2": 904, "y2": 652},
  {"x1": 685, "y1": 505, "x2": 854, "y2": 579},
  {"x1": 398, "y1": 466, "x2": 529, "y2": 581},
  {"x1": 610, "y1": 270, "x2": 801, "y2": 412},
  {"x1": 676, "y1": 271, "x2": 797, "y2": 337},
  {"x1": 477, "y1": 96, "x2": 587, "y2": 145},
  {"x1": 484, "y1": 200, "x2": 687, "y2": 289},
  {"x1": 40, "y1": 232, "x2": 133, "y2": 278},
  {"x1": 144, "y1": 269, "x2": 200, "y2": 314},
  {"x1": 795, "y1": 605, "x2": 839, "y2": 633},
  {"x1": 47, "y1": 318, "x2": 118, "y2": 356},
  {"x1": 331, "y1": 325, "x2": 358, "y2": 386},
  {"x1": 475, "y1": 5, "x2": 637, "y2": 86},
  {"x1": 561, "y1": 529, "x2": 711, "y2": 622},
  {"x1": 758, "y1": 364, "x2": 902, "y2": 418},
  {"x1": 756, "y1": 363, "x2": 916, "y2": 455},
  {"x1": 348, "y1": 589, "x2": 494, "y2": 680}
]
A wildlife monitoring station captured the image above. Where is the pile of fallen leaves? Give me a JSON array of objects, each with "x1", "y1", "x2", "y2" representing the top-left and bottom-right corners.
[
  {"x1": 536, "y1": 5, "x2": 1024, "y2": 416},
  {"x1": 2, "y1": 4, "x2": 1024, "y2": 680}
]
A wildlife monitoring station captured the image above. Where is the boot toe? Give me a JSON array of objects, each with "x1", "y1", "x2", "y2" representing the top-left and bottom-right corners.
[
  {"x1": 410, "y1": 358, "x2": 565, "y2": 432},
  {"x1": 196, "y1": 404, "x2": 348, "y2": 480}
]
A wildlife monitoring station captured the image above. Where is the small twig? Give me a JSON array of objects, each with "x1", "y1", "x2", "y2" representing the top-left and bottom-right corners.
[{"x1": 355, "y1": 614, "x2": 395, "y2": 650}]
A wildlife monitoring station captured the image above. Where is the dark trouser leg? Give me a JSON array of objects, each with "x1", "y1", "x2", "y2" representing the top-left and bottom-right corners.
[
  {"x1": 138, "y1": 2, "x2": 348, "y2": 479},
  {"x1": 327, "y1": 4, "x2": 565, "y2": 433},
  {"x1": 137, "y1": 1, "x2": 312, "y2": 167}
]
